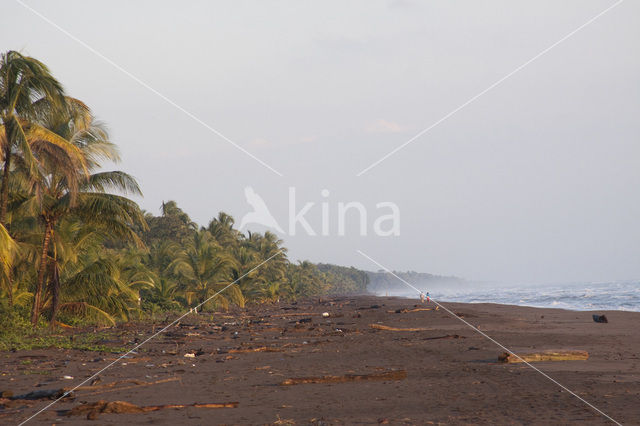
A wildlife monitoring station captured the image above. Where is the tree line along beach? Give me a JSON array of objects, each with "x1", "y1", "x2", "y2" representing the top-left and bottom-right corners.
[{"x1": 1, "y1": 51, "x2": 638, "y2": 424}]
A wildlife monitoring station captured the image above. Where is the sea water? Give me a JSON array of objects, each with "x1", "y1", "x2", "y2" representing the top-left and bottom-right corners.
[{"x1": 381, "y1": 281, "x2": 640, "y2": 312}]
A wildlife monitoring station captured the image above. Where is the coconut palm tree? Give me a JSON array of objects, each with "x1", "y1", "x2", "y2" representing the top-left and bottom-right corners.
[
  {"x1": 17, "y1": 98, "x2": 145, "y2": 324},
  {"x1": 0, "y1": 50, "x2": 84, "y2": 225},
  {"x1": 285, "y1": 260, "x2": 329, "y2": 298},
  {"x1": 170, "y1": 230, "x2": 239, "y2": 309},
  {"x1": 207, "y1": 211, "x2": 239, "y2": 247},
  {"x1": 245, "y1": 231, "x2": 288, "y2": 297},
  {"x1": 0, "y1": 223, "x2": 18, "y2": 304},
  {"x1": 56, "y1": 250, "x2": 147, "y2": 326},
  {"x1": 229, "y1": 244, "x2": 259, "y2": 300},
  {"x1": 144, "y1": 277, "x2": 182, "y2": 313}
]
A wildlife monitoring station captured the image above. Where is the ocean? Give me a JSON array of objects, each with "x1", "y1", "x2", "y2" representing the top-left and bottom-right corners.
[{"x1": 377, "y1": 280, "x2": 640, "y2": 312}]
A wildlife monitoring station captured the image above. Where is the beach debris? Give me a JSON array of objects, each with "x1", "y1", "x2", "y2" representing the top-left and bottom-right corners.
[
  {"x1": 277, "y1": 312, "x2": 316, "y2": 317},
  {"x1": 228, "y1": 346, "x2": 282, "y2": 354},
  {"x1": 592, "y1": 314, "x2": 608, "y2": 323},
  {"x1": 357, "y1": 304, "x2": 381, "y2": 310},
  {"x1": 499, "y1": 350, "x2": 589, "y2": 363},
  {"x1": 5, "y1": 378, "x2": 182, "y2": 403},
  {"x1": 62, "y1": 375, "x2": 74, "y2": 380},
  {"x1": 322, "y1": 312, "x2": 330, "y2": 318},
  {"x1": 389, "y1": 307, "x2": 437, "y2": 314},
  {"x1": 76, "y1": 377, "x2": 180, "y2": 396},
  {"x1": 273, "y1": 414, "x2": 296, "y2": 425},
  {"x1": 369, "y1": 324, "x2": 431, "y2": 332},
  {"x1": 280, "y1": 369, "x2": 407, "y2": 385},
  {"x1": 423, "y1": 334, "x2": 465, "y2": 341},
  {"x1": 183, "y1": 353, "x2": 196, "y2": 358},
  {"x1": 10, "y1": 389, "x2": 70, "y2": 400},
  {"x1": 67, "y1": 399, "x2": 238, "y2": 420}
]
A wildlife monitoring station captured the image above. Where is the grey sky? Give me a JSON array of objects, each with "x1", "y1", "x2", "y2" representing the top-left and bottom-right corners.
[{"x1": 2, "y1": 0, "x2": 638, "y2": 284}]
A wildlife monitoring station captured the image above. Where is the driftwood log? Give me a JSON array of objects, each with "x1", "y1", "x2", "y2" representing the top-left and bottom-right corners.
[
  {"x1": 280, "y1": 370, "x2": 407, "y2": 385},
  {"x1": 369, "y1": 324, "x2": 431, "y2": 332},
  {"x1": 388, "y1": 307, "x2": 438, "y2": 314},
  {"x1": 229, "y1": 346, "x2": 283, "y2": 353},
  {"x1": 68, "y1": 400, "x2": 238, "y2": 420},
  {"x1": 499, "y1": 350, "x2": 589, "y2": 363}
]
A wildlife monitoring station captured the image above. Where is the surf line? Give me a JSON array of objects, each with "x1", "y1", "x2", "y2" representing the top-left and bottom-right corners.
[{"x1": 356, "y1": 249, "x2": 621, "y2": 426}]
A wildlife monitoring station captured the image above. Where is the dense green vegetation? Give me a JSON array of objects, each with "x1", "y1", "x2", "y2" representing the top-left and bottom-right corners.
[{"x1": 0, "y1": 50, "x2": 368, "y2": 334}]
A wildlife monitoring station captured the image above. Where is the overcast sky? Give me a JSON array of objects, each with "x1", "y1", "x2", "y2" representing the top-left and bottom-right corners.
[{"x1": 2, "y1": 0, "x2": 639, "y2": 284}]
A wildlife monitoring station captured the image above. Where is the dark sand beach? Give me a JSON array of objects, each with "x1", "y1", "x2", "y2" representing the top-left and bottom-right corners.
[{"x1": 2, "y1": 296, "x2": 639, "y2": 425}]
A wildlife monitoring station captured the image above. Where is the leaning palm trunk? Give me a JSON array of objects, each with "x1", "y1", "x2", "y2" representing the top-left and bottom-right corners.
[
  {"x1": 49, "y1": 258, "x2": 61, "y2": 327},
  {"x1": 0, "y1": 141, "x2": 12, "y2": 224},
  {"x1": 4, "y1": 273, "x2": 14, "y2": 307},
  {"x1": 31, "y1": 221, "x2": 53, "y2": 325}
]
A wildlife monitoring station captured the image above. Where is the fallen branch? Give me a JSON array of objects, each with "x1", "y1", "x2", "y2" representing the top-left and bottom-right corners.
[
  {"x1": 228, "y1": 346, "x2": 283, "y2": 353},
  {"x1": 388, "y1": 307, "x2": 437, "y2": 314},
  {"x1": 67, "y1": 400, "x2": 238, "y2": 419},
  {"x1": 7, "y1": 378, "x2": 182, "y2": 402},
  {"x1": 423, "y1": 334, "x2": 464, "y2": 340},
  {"x1": 369, "y1": 324, "x2": 431, "y2": 332},
  {"x1": 104, "y1": 356, "x2": 152, "y2": 364},
  {"x1": 280, "y1": 370, "x2": 407, "y2": 385},
  {"x1": 274, "y1": 312, "x2": 321, "y2": 317},
  {"x1": 499, "y1": 350, "x2": 589, "y2": 363},
  {"x1": 78, "y1": 377, "x2": 181, "y2": 396}
]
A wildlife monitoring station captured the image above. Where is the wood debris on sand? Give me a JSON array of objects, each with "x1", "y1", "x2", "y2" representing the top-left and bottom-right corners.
[
  {"x1": 280, "y1": 370, "x2": 407, "y2": 385},
  {"x1": 499, "y1": 350, "x2": 589, "y2": 363},
  {"x1": 369, "y1": 324, "x2": 431, "y2": 332},
  {"x1": 229, "y1": 346, "x2": 283, "y2": 353},
  {"x1": 67, "y1": 400, "x2": 238, "y2": 420},
  {"x1": 387, "y1": 307, "x2": 438, "y2": 314}
]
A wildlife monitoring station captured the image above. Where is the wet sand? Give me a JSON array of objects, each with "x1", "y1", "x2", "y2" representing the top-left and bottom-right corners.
[{"x1": 2, "y1": 295, "x2": 639, "y2": 425}]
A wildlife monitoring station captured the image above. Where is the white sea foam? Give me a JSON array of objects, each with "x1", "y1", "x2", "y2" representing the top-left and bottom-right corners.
[{"x1": 381, "y1": 281, "x2": 640, "y2": 312}]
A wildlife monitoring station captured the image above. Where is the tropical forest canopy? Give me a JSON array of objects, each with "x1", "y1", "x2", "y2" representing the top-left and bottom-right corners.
[{"x1": 0, "y1": 50, "x2": 369, "y2": 329}]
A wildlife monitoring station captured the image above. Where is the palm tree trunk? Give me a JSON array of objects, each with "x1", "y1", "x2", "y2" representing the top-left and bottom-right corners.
[
  {"x1": 5, "y1": 272, "x2": 14, "y2": 307},
  {"x1": 0, "y1": 119, "x2": 14, "y2": 225},
  {"x1": 49, "y1": 259, "x2": 61, "y2": 328},
  {"x1": 31, "y1": 221, "x2": 52, "y2": 325},
  {"x1": 0, "y1": 146, "x2": 11, "y2": 226}
]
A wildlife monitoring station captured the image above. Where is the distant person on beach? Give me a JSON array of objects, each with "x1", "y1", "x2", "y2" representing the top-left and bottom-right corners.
[{"x1": 420, "y1": 292, "x2": 425, "y2": 303}]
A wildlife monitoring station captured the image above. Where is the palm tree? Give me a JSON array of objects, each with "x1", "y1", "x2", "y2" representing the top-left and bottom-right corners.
[
  {"x1": 229, "y1": 244, "x2": 259, "y2": 300},
  {"x1": 161, "y1": 200, "x2": 197, "y2": 230},
  {"x1": 0, "y1": 50, "x2": 81, "y2": 225},
  {"x1": 207, "y1": 211, "x2": 239, "y2": 247},
  {"x1": 0, "y1": 223, "x2": 18, "y2": 305},
  {"x1": 170, "y1": 230, "x2": 239, "y2": 309},
  {"x1": 145, "y1": 277, "x2": 182, "y2": 313},
  {"x1": 56, "y1": 250, "x2": 147, "y2": 326},
  {"x1": 245, "y1": 231, "x2": 288, "y2": 297},
  {"x1": 18, "y1": 98, "x2": 145, "y2": 325},
  {"x1": 286, "y1": 260, "x2": 329, "y2": 298}
]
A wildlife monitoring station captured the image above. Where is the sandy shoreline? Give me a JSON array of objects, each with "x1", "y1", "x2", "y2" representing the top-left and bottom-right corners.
[{"x1": 2, "y1": 295, "x2": 639, "y2": 425}]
